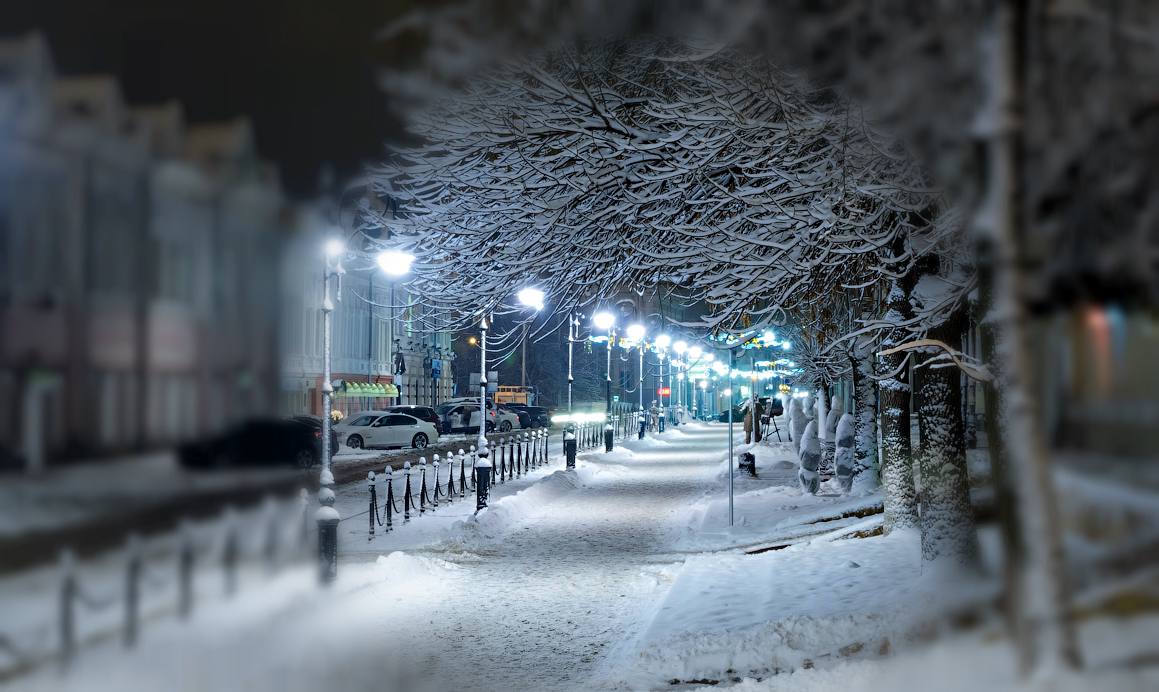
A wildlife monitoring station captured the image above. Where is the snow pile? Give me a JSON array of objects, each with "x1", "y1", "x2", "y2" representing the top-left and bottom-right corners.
[
  {"x1": 441, "y1": 468, "x2": 584, "y2": 550},
  {"x1": 622, "y1": 530, "x2": 993, "y2": 687}
]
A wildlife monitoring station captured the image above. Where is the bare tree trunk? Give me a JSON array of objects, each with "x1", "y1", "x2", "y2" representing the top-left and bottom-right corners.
[
  {"x1": 915, "y1": 310, "x2": 979, "y2": 565},
  {"x1": 978, "y1": 0, "x2": 1080, "y2": 671},
  {"x1": 879, "y1": 277, "x2": 920, "y2": 533}
]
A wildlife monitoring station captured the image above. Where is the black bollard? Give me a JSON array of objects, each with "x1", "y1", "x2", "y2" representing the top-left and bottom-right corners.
[
  {"x1": 604, "y1": 423, "x2": 614, "y2": 452},
  {"x1": 403, "y1": 461, "x2": 413, "y2": 522},
  {"x1": 177, "y1": 523, "x2": 194, "y2": 619},
  {"x1": 431, "y1": 455, "x2": 440, "y2": 509},
  {"x1": 368, "y1": 471, "x2": 377, "y2": 540},
  {"x1": 564, "y1": 426, "x2": 577, "y2": 469},
  {"x1": 418, "y1": 457, "x2": 429, "y2": 514},
  {"x1": 383, "y1": 467, "x2": 395, "y2": 531},
  {"x1": 124, "y1": 536, "x2": 141, "y2": 648},
  {"x1": 445, "y1": 454, "x2": 455, "y2": 502},
  {"x1": 475, "y1": 444, "x2": 492, "y2": 512},
  {"x1": 59, "y1": 550, "x2": 76, "y2": 669},
  {"x1": 515, "y1": 435, "x2": 523, "y2": 478},
  {"x1": 458, "y1": 449, "x2": 468, "y2": 498}
]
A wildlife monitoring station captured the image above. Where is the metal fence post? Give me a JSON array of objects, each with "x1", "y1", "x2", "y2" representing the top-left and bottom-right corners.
[
  {"x1": 124, "y1": 536, "x2": 141, "y2": 648},
  {"x1": 384, "y1": 466, "x2": 395, "y2": 531},
  {"x1": 431, "y1": 455, "x2": 441, "y2": 509},
  {"x1": 368, "y1": 471, "x2": 378, "y2": 540},
  {"x1": 474, "y1": 443, "x2": 492, "y2": 512},
  {"x1": 178, "y1": 522, "x2": 194, "y2": 619},
  {"x1": 58, "y1": 550, "x2": 76, "y2": 669},
  {"x1": 403, "y1": 461, "x2": 413, "y2": 522}
]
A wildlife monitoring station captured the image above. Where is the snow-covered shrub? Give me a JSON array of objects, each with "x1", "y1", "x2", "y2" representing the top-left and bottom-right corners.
[
  {"x1": 798, "y1": 421, "x2": 821, "y2": 495},
  {"x1": 792, "y1": 397, "x2": 812, "y2": 458},
  {"x1": 834, "y1": 412, "x2": 855, "y2": 493},
  {"x1": 820, "y1": 395, "x2": 842, "y2": 478}
]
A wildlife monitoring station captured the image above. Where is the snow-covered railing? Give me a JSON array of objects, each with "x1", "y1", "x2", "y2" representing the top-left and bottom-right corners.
[
  {"x1": 359, "y1": 429, "x2": 552, "y2": 540},
  {"x1": 0, "y1": 495, "x2": 312, "y2": 677}
]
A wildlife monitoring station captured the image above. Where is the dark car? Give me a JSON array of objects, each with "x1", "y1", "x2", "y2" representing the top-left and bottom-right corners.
[
  {"x1": 500, "y1": 405, "x2": 532, "y2": 429},
  {"x1": 507, "y1": 404, "x2": 551, "y2": 428},
  {"x1": 385, "y1": 405, "x2": 440, "y2": 427},
  {"x1": 179, "y1": 417, "x2": 335, "y2": 470}
]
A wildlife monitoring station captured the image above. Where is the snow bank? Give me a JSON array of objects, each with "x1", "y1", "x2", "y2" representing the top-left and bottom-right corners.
[{"x1": 622, "y1": 530, "x2": 994, "y2": 687}]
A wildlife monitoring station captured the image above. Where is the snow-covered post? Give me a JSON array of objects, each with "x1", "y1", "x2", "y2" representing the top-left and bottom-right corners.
[
  {"x1": 478, "y1": 315, "x2": 489, "y2": 450},
  {"x1": 798, "y1": 421, "x2": 821, "y2": 495},
  {"x1": 823, "y1": 395, "x2": 842, "y2": 479},
  {"x1": 123, "y1": 535, "x2": 141, "y2": 648},
  {"x1": 564, "y1": 425, "x2": 577, "y2": 469},
  {"x1": 58, "y1": 550, "x2": 76, "y2": 668},
  {"x1": 383, "y1": 467, "x2": 395, "y2": 531},
  {"x1": 177, "y1": 522, "x2": 194, "y2": 618},
  {"x1": 474, "y1": 443, "x2": 492, "y2": 512},
  {"x1": 222, "y1": 514, "x2": 239, "y2": 596},
  {"x1": 790, "y1": 398, "x2": 809, "y2": 455},
  {"x1": 431, "y1": 455, "x2": 441, "y2": 509},
  {"x1": 515, "y1": 434, "x2": 523, "y2": 478},
  {"x1": 367, "y1": 471, "x2": 378, "y2": 540},
  {"x1": 834, "y1": 413, "x2": 856, "y2": 494},
  {"x1": 418, "y1": 456, "x2": 429, "y2": 515},
  {"x1": 317, "y1": 241, "x2": 343, "y2": 585},
  {"x1": 403, "y1": 461, "x2": 413, "y2": 523},
  {"x1": 458, "y1": 449, "x2": 468, "y2": 498}
]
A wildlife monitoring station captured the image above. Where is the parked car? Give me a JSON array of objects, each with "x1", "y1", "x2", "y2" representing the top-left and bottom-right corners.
[
  {"x1": 334, "y1": 410, "x2": 439, "y2": 450},
  {"x1": 439, "y1": 397, "x2": 521, "y2": 432},
  {"x1": 508, "y1": 405, "x2": 551, "y2": 428},
  {"x1": 179, "y1": 417, "x2": 335, "y2": 470},
  {"x1": 385, "y1": 405, "x2": 441, "y2": 427},
  {"x1": 436, "y1": 403, "x2": 495, "y2": 434},
  {"x1": 499, "y1": 404, "x2": 532, "y2": 429}
]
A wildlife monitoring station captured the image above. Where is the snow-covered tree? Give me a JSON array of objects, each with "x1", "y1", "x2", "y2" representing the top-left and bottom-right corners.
[
  {"x1": 798, "y1": 420, "x2": 821, "y2": 495},
  {"x1": 834, "y1": 412, "x2": 855, "y2": 493}
]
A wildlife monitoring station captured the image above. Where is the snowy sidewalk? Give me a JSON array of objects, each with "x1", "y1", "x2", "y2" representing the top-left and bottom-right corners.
[{"x1": 7, "y1": 423, "x2": 734, "y2": 692}]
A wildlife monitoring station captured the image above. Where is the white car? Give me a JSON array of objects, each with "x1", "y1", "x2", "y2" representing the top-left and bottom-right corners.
[
  {"x1": 438, "y1": 398, "x2": 521, "y2": 432},
  {"x1": 335, "y1": 410, "x2": 439, "y2": 450}
]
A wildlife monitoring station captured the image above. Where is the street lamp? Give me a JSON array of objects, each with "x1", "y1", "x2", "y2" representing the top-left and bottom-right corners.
[
  {"x1": 673, "y1": 341, "x2": 688, "y2": 417},
  {"x1": 315, "y1": 238, "x2": 348, "y2": 583},
  {"x1": 516, "y1": 287, "x2": 545, "y2": 389},
  {"x1": 375, "y1": 249, "x2": 415, "y2": 407},
  {"x1": 626, "y1": 323, "x2": 646, "y2": 426},
  {"x1": 592, "y1": 311, "x2": 616, "y2": 451},
  {"x1": 658, "y1": 331, "x2": 676, "y2": 424}
]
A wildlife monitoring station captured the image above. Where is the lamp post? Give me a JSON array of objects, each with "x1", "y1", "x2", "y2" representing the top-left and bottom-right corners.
[
  {"x1": 317, "y1": 238, "x2": 345, "y2": 584},
  {"x1": 727, "y1": 346, "x2": 737, "y2": 527},
  {"x1": 673, "y1": 341, "x2": 687, "y2": 422},
  {"x1": 592, "y1": 311, "x2": 616, "y2": 451},
  {"x1": 626, "y1": 323, "x2": 646, "y2": 421},
  {"x1": 478, "y1": 314, "x2": 489, "y2": 450},
  {"x1": 516, "y1": 287, "x2": 544, "y2": 403},
  {"x1": 567, "y1": 314, "x2": 579, "y2": 414},
  {"x1": 376, "y1": 250, "x2": 414, "y2": 407},
  {"x1": 654, "y1": 334, "x2": 670, "y2": 431}
]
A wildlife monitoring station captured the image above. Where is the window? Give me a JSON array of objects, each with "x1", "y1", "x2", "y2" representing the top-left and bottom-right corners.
[
  {"x1": 348, "y1": 415, "x2": 376, "y2": 427},
  {"x1": 384, "y1": 414, "x2": 413, "y2": 426}
]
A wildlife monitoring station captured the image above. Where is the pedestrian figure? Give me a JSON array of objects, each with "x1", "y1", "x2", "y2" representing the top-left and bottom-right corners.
[{"x1": 637, "y1": 407, "x2": 647, "y2": 439}]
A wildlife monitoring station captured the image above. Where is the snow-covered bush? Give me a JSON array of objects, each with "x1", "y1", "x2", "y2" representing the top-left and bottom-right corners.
[
  {"x1": 834, "y1": 412, "x2": 855, "y2": 493},
  {"x1": 792, "y1": 396, "x2": 812, "y2": 459},
  {"x1": 820, "y1": 395, "x2": 841, "y2": 478},
  {"x1": 798, "y1": 421, "x2": 821, "y2": 495}
]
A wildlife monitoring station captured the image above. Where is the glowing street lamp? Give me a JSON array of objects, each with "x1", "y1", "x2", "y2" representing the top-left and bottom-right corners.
[
  {"x1": 517, "y1": 287, "x2": 545, "y2": 310},
  {"x1": 375, "y1": 249, "x2": 414, "y2": 276}
]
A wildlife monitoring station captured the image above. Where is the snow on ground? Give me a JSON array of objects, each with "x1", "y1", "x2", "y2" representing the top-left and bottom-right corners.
[
  {"x1": 4, "y1": 424, "x2": 728, "y2": 691},
  {"x1": 0, "y1": 452, "x2": 296, "y2": 539},
  {"x1": 5, "y1": 422, "x2": 1154, "y2": 691},
  {"x1": 686, "y1": 613, "x2": 1159, "y2": 692}
]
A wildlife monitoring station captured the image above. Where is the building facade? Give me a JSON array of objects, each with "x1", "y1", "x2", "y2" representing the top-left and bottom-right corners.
[
  {"x1": 279, "y1": 208, "x2": 455, "y2": 420},
  {"x1": 0, "y1": 33, "x2": 285, "y2": 470}
]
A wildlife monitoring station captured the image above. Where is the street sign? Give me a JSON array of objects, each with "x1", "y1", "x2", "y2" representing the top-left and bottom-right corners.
[
  {"x1": 657, "y1": 387, "x2": 671, "y2": 396},
  {"x1": 613, "y1": 395, "x2": 619, "y2": 402}
]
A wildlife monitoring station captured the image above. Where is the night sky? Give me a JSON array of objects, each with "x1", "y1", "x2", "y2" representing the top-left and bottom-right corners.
[{"x1": 1, "y1": 0, "x2": 408, "y2": 196}]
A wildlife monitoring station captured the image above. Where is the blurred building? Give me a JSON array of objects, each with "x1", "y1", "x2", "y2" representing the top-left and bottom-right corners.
[
  {"x1": 278, "y1": 198, "x2": 455, "y2": 419},
  {"x1": 0, "y1": 33, "x2": 285, "y2": 470}
]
